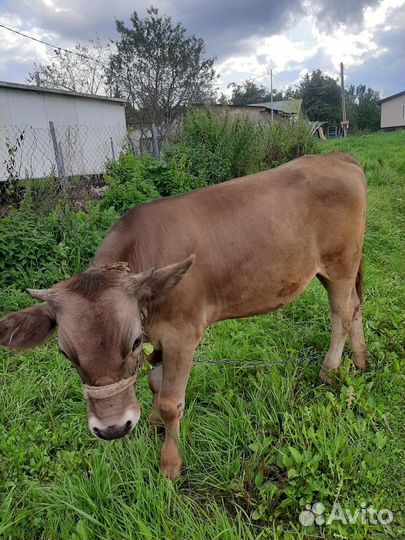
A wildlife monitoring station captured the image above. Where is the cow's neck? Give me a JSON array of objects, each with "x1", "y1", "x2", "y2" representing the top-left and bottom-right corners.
[{"x1": 92, "y1": 227, "x2": 152, "y2": 275}]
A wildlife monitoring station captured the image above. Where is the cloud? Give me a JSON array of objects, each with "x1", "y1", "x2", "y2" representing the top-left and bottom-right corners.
[
  {"x1": 0, "y1": 0, "x2": 402, "y2": 96},
  {"x1": 2, "y1": 0, "x2": 380, "y2": 59},
  {"x1": 308, "y1": 0, "x2": 382, "y2": 31},
  {"x1": 347, "y1": 4, "x2": 405, "y2": 95},
  {"x1": 170, "y1": 0, "x2": 305, "y2": 58}
]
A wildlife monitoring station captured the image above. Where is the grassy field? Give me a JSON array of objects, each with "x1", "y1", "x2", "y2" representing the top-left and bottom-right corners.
[{"x1": 0, "y1": 130, "x2": 404, "y2": 539}]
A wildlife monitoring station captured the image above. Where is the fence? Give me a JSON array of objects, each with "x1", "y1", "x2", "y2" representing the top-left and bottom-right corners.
[
  {"x1": 0, "y1": 123, "x2": 134, "y2": 211},
  {"x1": 0, "y1": 123, "x2": 130, "y2": 180}
]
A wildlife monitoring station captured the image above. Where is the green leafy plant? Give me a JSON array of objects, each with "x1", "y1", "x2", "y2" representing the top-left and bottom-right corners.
[
  {"x1": 163, "y1": 109, "x2": 319, "y2": 186},
  {"x1": 101, "y1": 152, "x2": 160, "y2": 213}
]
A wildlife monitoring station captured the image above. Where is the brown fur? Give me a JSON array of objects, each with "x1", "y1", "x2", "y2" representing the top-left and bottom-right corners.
[
  {"x1": 0, "y1": 151, "x2": 368, "y2": 478},
  {"x1": 66, "y1": 264, "x2": 131, "y2": 300}
]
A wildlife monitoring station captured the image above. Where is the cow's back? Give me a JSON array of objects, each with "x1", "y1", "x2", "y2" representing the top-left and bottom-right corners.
[{"x1": 96, "y1": 152, "x2": 366, "y2": 322}]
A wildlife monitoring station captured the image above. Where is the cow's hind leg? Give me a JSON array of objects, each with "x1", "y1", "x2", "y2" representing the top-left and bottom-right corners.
[
  {"x1": 148, "y1": 351, "x2": 163, "y2": 426},
  {"x1": 319, "y1": 277, "x2": 359, "y2": 384},
  {"x1": 349, "y1": 301, "x2": 367, "y2": 371}
]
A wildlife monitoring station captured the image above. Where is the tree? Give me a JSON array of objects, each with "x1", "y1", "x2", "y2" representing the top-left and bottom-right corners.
[
  {"x1": 230, "y1": 80, "x2": 301, "y2": 106},
  {"x1": 345, "y1": 84, "x2": 359, "y2": 128},
  {"x1": 346, "y1": 84, "x2": 380, "y2": 132},
  {"x1": 356, "y1": 85, "x2": 380, "y2": 131},
  {"x1": 282, "y1": 86, "x2": 301, "y2": 100},
  {"x1": 217, "y1": 92, "x2": 229, "y2": 105},
  {"x1": 297, "y1": 70, "x2": 341, "y2": 127},
  {"x1": 108, "y1": 7, "x2": 216, "y2": 137},
  {"x1": 27, "y1": 37, "x2": 111, "y2": 95},
  {"x1": 230, "y1": 81, "x2": 271, "y2": 106}
]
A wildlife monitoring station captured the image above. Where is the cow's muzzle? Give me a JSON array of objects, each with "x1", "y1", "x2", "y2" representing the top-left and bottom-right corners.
[{"x1": 84, "y1": 374, "x2": 140, "y2": 440}]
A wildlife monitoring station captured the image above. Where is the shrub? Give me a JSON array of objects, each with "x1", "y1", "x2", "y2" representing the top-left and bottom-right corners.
[
  {"x1": 99, "y1": 110, "x2": 318, "y2": 201},
  {"x1": 164, "y1": 109, "x2": 266, "y2": 184},
  {"x1": 0, "y1": 204, "x2": 117, "y2": 289},
  {"x1": 163, "y1": 109, "x2": 319, "y2": 186},
  {"x1": 264, "y1": 119, "x2": 319, "y2": 168},
  {"x1": 101, "y1": 152, "x2": 160, "y2": 214}
]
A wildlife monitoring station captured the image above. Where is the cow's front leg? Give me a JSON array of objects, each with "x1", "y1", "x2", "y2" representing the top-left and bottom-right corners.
[{"x1": 158, "y1": 333, "x2": 199, "y2": 479}]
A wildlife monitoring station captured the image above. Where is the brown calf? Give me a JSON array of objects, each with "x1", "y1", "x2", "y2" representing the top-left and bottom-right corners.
[{"x1": 0, "y1": 152, "x2": 367, "y2": 478}]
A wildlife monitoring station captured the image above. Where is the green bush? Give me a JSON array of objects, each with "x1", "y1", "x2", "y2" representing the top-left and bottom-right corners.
[
  {"x1": 0, "y1": 204, "x2": 117, "y2": 289},
  {"x1": 164, "y1": 109, "x2": 265, "y2": 184},
  {"x1": 99, "y1": 110, "x2": 318, "y2": 201},
  {"x1": 101, "y1": 152, "x2": 160, "y2": 213},
  {"x1": 264, "y1": 119, "x2": 319, "y2": 168},
  {"x1": 162, "y1": 109, "x2": 319, "y2": 186}
]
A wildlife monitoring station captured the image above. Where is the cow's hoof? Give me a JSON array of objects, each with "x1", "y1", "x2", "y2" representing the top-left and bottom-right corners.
[
  {"x1": 352, "y1": 352, "x2": 368, "y2": 372},
  {"x1": 160, "y1": 441, "x2": 182, "y2": 479},
  {"x1": 160, "y1": 460, "x2": 182, "y2": 480},
  {"x1": 319, "y1": 366, "x2": 339, "y2": 385}
]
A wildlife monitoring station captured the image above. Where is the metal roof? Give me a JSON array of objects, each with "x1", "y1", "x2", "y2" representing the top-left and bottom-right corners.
[
  {"x1": 247, "y1": 98, "x2": 302, "y2": 115},
  {"x1": 377, "y1": 91, "x2": 405, "y2": 105},
  {"x1": 0, "y1": 80, "x2": 127, "y2": 104}
]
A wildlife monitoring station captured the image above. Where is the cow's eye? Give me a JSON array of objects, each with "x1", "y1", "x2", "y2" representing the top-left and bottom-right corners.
[
  {"x1": 132, "y1": 336, "x2": 142, "y2": 351},
  {"x1": 59, "y1": 349, "x2": 69, "y2": 360}
]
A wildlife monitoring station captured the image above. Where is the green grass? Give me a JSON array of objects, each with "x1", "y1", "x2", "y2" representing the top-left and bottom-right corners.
[{"x1": 0, "y1": 130, "x2": 404, "y2": 539}]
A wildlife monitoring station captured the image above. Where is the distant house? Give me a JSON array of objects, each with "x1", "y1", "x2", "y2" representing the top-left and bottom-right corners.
[
  {"x1": 194, "y1": 99, "x2": 302, "y2": 123},
  {"x1": 377, "y1": 91, "x2": 405, "y2": 130},
  {"x1": 0, "y1": 81, "x2": 127, "y2": 181},
  {"x1": 247, "y1": 99, "x2": 303, "y2": 122}
]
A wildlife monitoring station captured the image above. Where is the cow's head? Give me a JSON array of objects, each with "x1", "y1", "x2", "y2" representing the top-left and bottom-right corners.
[{"x1": 0, "y1": 256, "x2": 194, "y2": 440}]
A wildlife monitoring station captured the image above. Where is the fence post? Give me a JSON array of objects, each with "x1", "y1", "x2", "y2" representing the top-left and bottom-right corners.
[
  {"x1": 110, "y1": 137, "x2": 116, "y2": 161},
  {"x1": 151, "y1": 123, "x2": 160, "y2": 160},
  {"x1": 49, "y1": 121, "x2": 68, "y2": 195}
]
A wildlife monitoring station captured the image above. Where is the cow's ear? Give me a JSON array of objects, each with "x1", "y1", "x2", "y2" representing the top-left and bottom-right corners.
[
  {"x1": 0, "y1": 303, "x2": 56, "y2": 350},
  {"x1": 127, "y1": 255, "x2": 195, "y2": 302}
]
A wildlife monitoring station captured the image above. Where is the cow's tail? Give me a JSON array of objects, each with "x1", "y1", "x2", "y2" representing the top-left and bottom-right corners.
[{"x1": 355, "y1": 255, "x2": 364, "y2": 303}]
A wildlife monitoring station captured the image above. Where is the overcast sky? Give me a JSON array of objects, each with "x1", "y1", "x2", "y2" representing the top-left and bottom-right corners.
[{"x1": 0, "y1": 0, "x2": 403, "y2": 97}]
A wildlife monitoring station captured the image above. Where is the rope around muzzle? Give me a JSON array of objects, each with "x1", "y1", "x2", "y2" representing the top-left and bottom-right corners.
[{"x1": 83, "y1": 374, "x2": 137, "y2": 400}]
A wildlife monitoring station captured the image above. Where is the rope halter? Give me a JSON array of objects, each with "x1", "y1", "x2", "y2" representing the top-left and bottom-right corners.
[
  {"x1": 83, "y1": 374, "x2": 137, "y2": 400},
  {"x1": 82, "y1": 349, "x2": 142, "y2": 401}
]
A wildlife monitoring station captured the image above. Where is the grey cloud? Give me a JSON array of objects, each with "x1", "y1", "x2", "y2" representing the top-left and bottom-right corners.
[
  {"x1": 347, "y1": 5, "x2": 405, "y2": 95},
  {"x1": 309, "y1": 0, "x2": 382, "y2": 31},
  {"x1": 0, "y1": 0, "x2": 401, "y2": 94},
  {"x1": 4, "y1": 0, "x2": 381, "y2": 60},
  {"x1": 168, "y1": 0, "x2": 304, "y2": 58},
  {"x1": 276, "y1": 4, "x2": 405, "y2": 96},
  {"x1": 282, "y1": 48, "x2": 337, "y2": 77}
]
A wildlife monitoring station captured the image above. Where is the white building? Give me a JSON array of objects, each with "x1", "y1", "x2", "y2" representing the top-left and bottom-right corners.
[
  {"x1": 0, "y1": 81, "x2": 127, "y2": 181},
  {"x1": 378, "y1": 91, "x2": 405, "y2": 130}
]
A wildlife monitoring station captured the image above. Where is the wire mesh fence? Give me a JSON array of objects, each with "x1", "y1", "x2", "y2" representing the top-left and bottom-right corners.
[{"x1": 0, "y1": 123, "x2": 134, "y2": 213}]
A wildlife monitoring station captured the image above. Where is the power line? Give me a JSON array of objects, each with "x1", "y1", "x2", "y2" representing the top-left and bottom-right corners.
[
  {"x1": 214, "y1": 72, "x2": 268, "y2": 87},
  {"x1": 0, "y1": 22, "x2": 108, "y2": 66},
  {"x1": 0, "y1": 22, "x2": 270, "y2": 90},
  {"x1": 273, "y1": 74, "x2": 298, "y2": 87},
  {"x1": 0, "y1": 21, "x2": 343, "y2": 95}
]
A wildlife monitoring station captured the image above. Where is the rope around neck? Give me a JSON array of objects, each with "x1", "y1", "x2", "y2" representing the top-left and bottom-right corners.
[{"x1": 83, "y1": 374, "x2": 137, "y2": 400}]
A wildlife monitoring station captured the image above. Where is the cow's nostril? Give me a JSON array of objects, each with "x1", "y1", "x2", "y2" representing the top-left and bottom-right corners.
[{"x1": 92, "y1": 420, "x2": 133, "y2": 440}]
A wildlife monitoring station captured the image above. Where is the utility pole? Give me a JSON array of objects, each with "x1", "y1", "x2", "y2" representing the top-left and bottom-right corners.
[
  {"x1": 270, "y1": 69, "x2": 274, "y2": 122},
  {"x1": 340, "y1": 62, "x2": 348, "y2": 137}
]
